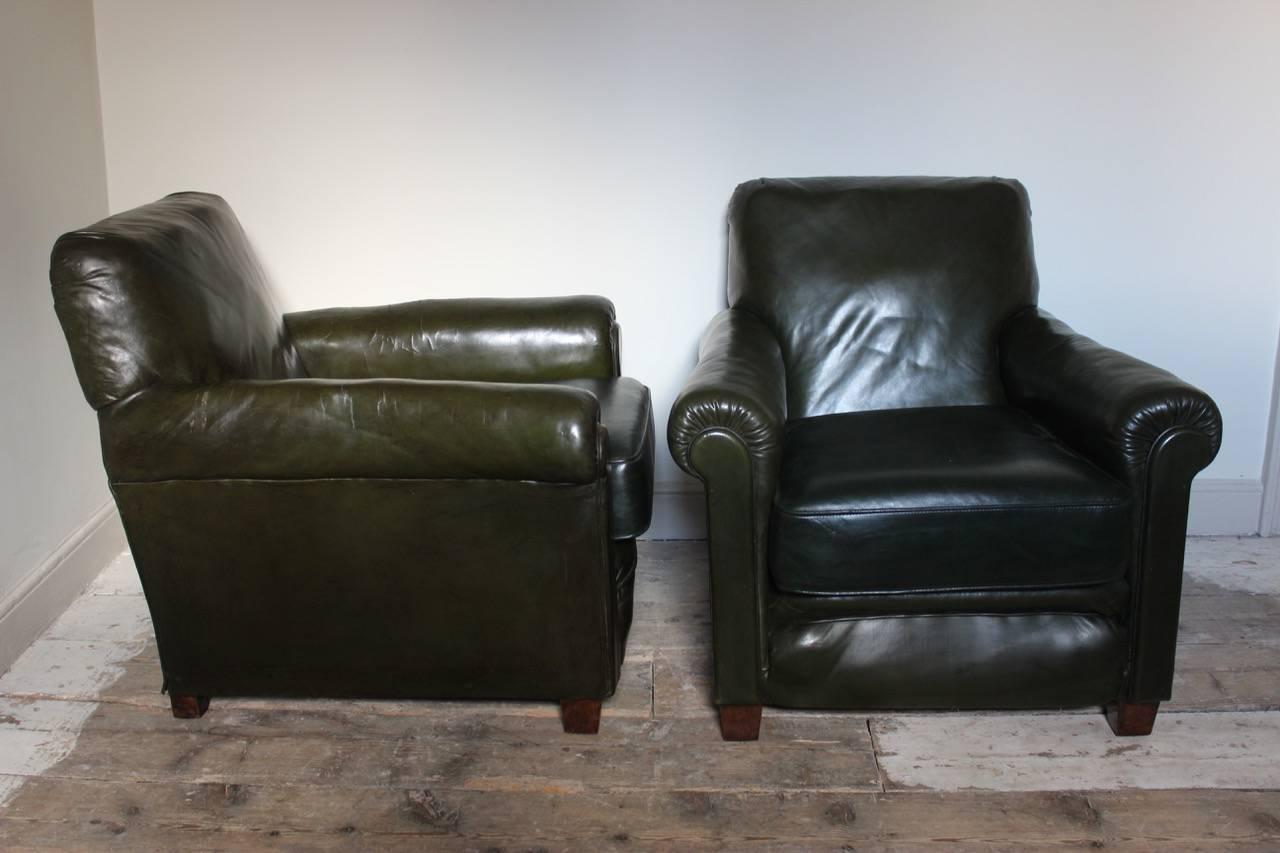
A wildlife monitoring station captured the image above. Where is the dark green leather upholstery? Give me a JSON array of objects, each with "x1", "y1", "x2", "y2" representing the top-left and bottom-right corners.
[
  {"x1": 771, "y1": 406, "x2": 1131, "y2": 596},
  {"x1": 726, "y1": 177, "x2": 1037, "y2": 418},
  {"x1": 285, "y1": 296, "x2": 619, "y2": 382},
  {"x1": 52, "y1": 192, "x2": 653, "y2": 709},
  {"x1": 765, "y1": 613, "x2": 1126, "y2": 710},
  {"x1": 669, "y1": 177, "x2": 1222, "y2": 718},
  {"x1": 51, "y1": 193, "x2": 299, "y2": 410},
  {"x1": 283, "y1": 299, "x2": 655, "y2": 539},
  {"x1": 102, "y1": 380, "x2": 605, "y2": 484},
  {"x1": 557, "y1": 378, "x2": 655, "y2": 539}
]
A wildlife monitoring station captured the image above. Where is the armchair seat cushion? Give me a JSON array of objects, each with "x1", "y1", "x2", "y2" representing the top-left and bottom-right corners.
[
  {"x1": 770, "y1": 405, "x2": 1132, "y2": 596},
  {"x1": 556, "y1": 378, "x2": 655, "y2": 539}
]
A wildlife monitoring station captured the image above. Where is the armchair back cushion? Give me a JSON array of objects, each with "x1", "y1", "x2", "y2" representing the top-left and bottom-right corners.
[
  {"x1": 727, "y1": 177, "x2": 1038, "y2": 418},
  {"x1": 51, "y1": 192, "x2": 298, "y2": 410}
]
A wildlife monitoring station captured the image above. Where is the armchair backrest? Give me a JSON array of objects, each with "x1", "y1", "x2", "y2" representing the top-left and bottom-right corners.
[
  {"x1": 727, "y1": 177, "x2": 1039, "y2": 418},
  {"x1": 51, "y1": 192, "x2": 298, "y2": 410}
]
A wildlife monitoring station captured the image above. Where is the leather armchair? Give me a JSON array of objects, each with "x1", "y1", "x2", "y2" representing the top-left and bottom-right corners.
[
  {"x1": 669, "y1": 177, "x2": 1221, "y2": 740},
  {"x1": 51, "y1": 192, "x2": 654, "y2": 733}
]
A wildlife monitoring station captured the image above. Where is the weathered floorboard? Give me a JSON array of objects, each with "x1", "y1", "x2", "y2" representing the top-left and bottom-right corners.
[
  {"x1": 2, "y1": 781, "x2": 1279, "y2": 849},
  {"x1": 36, "y1": 704, "x2": 880, "y2": 794},
  {"x1": 2, "y1": 537, "x2": 1280, "y2": 849}
]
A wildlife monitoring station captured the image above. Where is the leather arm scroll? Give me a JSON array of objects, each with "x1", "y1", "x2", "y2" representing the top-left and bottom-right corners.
[
  {"x1": 1000, "y1": 307, "x2": 1221, "y2": 482},
  {"x1": 667, "y1": 308, "x2": 787, "y2": 478}
]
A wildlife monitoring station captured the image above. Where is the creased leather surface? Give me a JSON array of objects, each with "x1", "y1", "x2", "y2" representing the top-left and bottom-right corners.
[
  {"x1": 765, "y1": 613, "x2": 1125, "y2": 709},
  {"x1": 101, "y1": 379, "x2": 602, "y2": 484},
  {"x1": 51, "y1": 192, "x2": 651, "y2": 705},
  {"x1": 51, "y1": 192, "x2": 299, "y2": 410},
  {"x1": 771, "y1": 405, "x2": 1131, "y2": 595},
  {"x1": 670, "y1": 176, "x2": 1221, "y2": 716},
  {"x1": 770, "y1": 579, "x2": 1131, "y2": 621},
  {"x1": 557, "y1": 379, "x2": 655, "y2": 539},
  {"x1": 728, "y1": 177, "x2": 1037, "y2": 418},
  {"x1": 611, "y1": 539, "x2": 638, "y2": 673},
  {"x1": 1000, "y1": 307, "x2": 1222, "y2": 483},
  {"x1": 285, "y1": 297, "x2": 619, "y2": 382}
]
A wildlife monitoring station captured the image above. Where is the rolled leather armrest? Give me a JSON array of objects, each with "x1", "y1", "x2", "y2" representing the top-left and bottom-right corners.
[
  {"x1": 284, "y1": 296, "x2": 619, "y2": 382},
  {"x1": 100, "y1": 379, "x2": 602, "y2": 484},
  {"x1": 1000, "y1": 307, "x2": 1222, "y2": 482},
  {"x1": 667, "y1": 309, "x2": 787, "y2": 477},
  {"x1": 667, "y1": 309, "x2": 786, "y2": 705}
]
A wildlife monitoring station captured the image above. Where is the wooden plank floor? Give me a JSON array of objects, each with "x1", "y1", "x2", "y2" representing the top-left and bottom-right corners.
[{"x1": 1, "y1": 538, "x2": 1279, "y2": 849}]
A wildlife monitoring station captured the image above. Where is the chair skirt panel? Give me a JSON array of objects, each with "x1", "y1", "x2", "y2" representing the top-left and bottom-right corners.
[
  {"x1": 115, "y1": 477, "x2": 628, "y2": 702},
  {"x1": 763, "y1": 611, "x2": 1126, "y2": 709}
]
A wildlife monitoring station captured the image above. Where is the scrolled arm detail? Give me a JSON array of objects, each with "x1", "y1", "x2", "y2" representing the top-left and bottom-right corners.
[
  {"x1": 667, "y1": 309, "x2": 787, "y2": 478},
  {"x1": 999, "y1": 307, "x2": 1222, "y2": 483},
  {"x1": 666, "y1": 308, "x2": 786, "y2": 706}
]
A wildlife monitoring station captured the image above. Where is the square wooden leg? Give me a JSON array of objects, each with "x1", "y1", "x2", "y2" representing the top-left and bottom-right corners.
[
  {"x1": 718, "y1": 704, "x2": 762, "y2": 741},
  {"x1": 560, "y1": 699, "x2": 602, "y2": 734},
  {"x1": 1105, "y1": 702, "x2": 1158, "y2": 736},
  {"x1": 169, "y1": 693, "x2": 210, "y2": 719}
]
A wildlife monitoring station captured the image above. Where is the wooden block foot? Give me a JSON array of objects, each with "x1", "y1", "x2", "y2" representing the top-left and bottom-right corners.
[
  {"x1": 718, "y1": 704, "x2": 762, "y2": 741},
  {"x1": 560, "y1": 699, "x2": 601, "y2": 734},
  {"x1": 1105, "y1": 701, "x2": 1158, "y2": 736},
  {"x1": 169, "y1": 693, "x2": 210, "y2": 719}
]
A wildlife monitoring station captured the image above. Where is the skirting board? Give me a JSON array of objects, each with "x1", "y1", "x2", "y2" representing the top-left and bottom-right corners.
[
  {"x1": 0, "y1": 502, "x2": 125, "y2": 675},
  {"x1": 642, "y1": 478, "x2": 1264, "y2": 540},
  {"x1": 1187, "y1": 478, "x2": 1262, "y2": 536},
  {"x1": 643, "y1": 484, "x2": 708, "y2": 540}
]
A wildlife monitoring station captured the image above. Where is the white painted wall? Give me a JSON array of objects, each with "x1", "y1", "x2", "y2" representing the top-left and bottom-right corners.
[
  {"x1": 0, "y1": 3, "x2": 112, "y2": 601},
  {"x1": 91, "y1": 1, "x2": 1280, "y2": 533}
]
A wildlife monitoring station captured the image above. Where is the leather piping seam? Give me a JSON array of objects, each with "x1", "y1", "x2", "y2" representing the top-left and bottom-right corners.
[
  {"x1": 775, "y1": 501, "x2": 1128, "y2": 518},
  {"x1": 773, "y1": 576, "x2": 1129, "y2": 598}
]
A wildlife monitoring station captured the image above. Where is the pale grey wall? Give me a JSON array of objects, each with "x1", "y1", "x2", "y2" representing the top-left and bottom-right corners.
[
  {"x1": 91, "y1": 0, "x2": 1280, "y2": 487},
  {"x1": 90, "y1": 0, "x2": 1280, "y2": 533},
  {"x1": 0, "y1": 0, "x2": 111, "y2": 602}
]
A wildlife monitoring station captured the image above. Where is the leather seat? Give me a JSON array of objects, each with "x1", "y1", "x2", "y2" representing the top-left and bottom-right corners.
[{"x1": 771, "y1": 405, "x2": 1131, "y2": 596}]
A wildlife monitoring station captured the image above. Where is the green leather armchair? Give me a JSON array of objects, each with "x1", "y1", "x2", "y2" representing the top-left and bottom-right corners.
[
  {"x1": 669, "y1": 177, "x2": 1222, "y2": 740},
  {"x1": 51, "y1": 192, "x2": 654, "y2": 733}
]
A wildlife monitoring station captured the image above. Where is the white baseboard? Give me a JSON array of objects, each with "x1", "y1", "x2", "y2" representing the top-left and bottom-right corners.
[
  {"x1": 642, "y1": 478, "x2": 1263, "y2": 541},
  {"x1": 0, "y1": 503, "x2": 126, "y2": 675},
  {"x1": 642, "y1": 484, "x2": 707, "y2": 540},
  {"x1": 1187, "y1": 478, "x2": 1262, "y2": 536}
]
